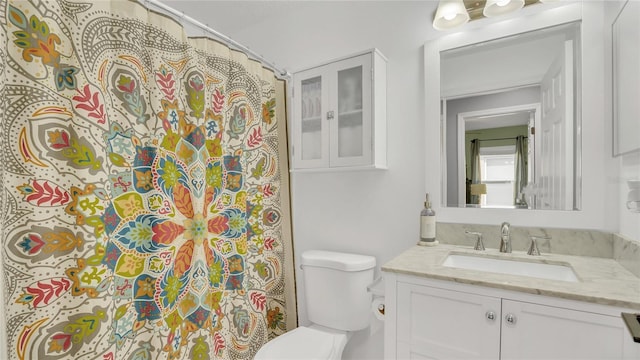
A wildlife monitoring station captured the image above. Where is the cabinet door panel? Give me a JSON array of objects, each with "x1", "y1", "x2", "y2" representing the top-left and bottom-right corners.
[
  {"x1": 337, "y1": 66, "x2": 363, "y2": 158},
  {"x1": 293, "y1": 68, "x2": 330, "y2": 168},
  {"x1": 397, "y1": 340, "x2": 439, "y2": 359},
  {"x1": 501, "y1": 299, "x2": 635, "y2": 360},
  {"x1": 330, "y1": 54, "x2": 372, "y2": 167},
  {"x1": 397, "y1": 283, "x2": 501, "y2": 359}
]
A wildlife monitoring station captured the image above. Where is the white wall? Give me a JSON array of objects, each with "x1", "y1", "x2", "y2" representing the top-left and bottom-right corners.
[
  {"x1": 158, "y1": 1, "x2": 638, "y2": 358},
  {"x1": 603, "y1": 1, "x2": 640, "y2": 241}
]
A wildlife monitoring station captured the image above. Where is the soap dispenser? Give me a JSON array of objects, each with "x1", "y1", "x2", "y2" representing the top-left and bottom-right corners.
[{"x1": 418, "y1": 193, "x2": 438, "y2": 246}]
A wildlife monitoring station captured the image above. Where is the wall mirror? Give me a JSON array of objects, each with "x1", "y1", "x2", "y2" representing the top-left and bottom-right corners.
[
  {"x1": 612, "y1": 0, "x2": 640, "y2": 156},
  {"x1": 441, "y1": 21, "x2": 581, "y2": 210}
]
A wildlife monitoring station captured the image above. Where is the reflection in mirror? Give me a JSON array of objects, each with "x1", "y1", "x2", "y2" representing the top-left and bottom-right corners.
[{"x1": 441, "y1": 21, "x2": 581, "y2": 210}]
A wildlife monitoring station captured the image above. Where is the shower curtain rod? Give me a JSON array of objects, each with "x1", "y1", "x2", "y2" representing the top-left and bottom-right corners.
[{"x1": 141, "y1": 0, "x2": 290, "y2": 79}]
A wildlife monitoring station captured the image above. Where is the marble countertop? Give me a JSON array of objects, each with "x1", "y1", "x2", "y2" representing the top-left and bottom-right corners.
[{"x1": 382, "y1": 244, "x2": 640, "y2": 310}]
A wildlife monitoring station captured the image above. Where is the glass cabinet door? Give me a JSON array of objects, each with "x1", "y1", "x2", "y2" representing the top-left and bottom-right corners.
[
  {"x1": 300, "y1": 76, "x2": 323, "y2": 161},
  {"x1": 331, "y1": 54, "x2": 372, "y2": 167},
  {"x1": 293, "y1": 68, "x2": 330, "y2": 169},
  {"x1": 337, "y1": 66, "x2": 363, "y2": 158}
]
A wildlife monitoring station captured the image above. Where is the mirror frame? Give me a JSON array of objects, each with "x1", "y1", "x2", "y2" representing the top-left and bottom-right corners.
[{"x1": 424, "y1": 2, "x2": 609, "y2": 230}]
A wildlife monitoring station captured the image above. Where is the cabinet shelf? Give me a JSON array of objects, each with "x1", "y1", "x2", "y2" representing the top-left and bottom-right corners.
[
  {"x1": 338, "y1": 109, "x2": 363, "y2": 117},
  {"x1": 302, "y1": 116, "x2": 322, "y2": 122},
  {"x1": 301, "y1": 117, "x2": 322, "y2": 133},
  {"x1": 338, "y1": 111, "x2": 363, "y2": 128}
]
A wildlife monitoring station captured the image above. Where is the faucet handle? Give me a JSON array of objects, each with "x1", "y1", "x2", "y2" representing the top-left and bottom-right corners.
[
  {"x1": 501, "y1": 222, "x2": 511, "y2": 234},
  {"x1": 465, "y1": 231, "x2": 485, "y2": 251},
  {"x1": 527, "y1": 235, "x2": 551, "y2": 256}
]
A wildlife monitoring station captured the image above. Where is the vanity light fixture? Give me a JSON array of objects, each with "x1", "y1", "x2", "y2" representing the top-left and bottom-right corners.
[
  {"x1": 433, "y1": 0, "x2": 470, "y2": 31},
  {"x1": 483, "y1": 0, "x2": 525, "y2": 17},
  {"x1": 433, "y1": 0, "x2": 542, "y2": 31}
]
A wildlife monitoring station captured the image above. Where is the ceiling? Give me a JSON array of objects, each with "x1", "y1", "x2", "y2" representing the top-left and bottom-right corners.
[
  {"x1": 465, "y1": 110, "x2": 532, "y2": 131},
  {"x1": 156, "y1": 0, "x2": 442, "y2": 70},
  {"x1": 159, "y1": 0, "x2": 556, "y2": 43},
  {"x1": 159, "y1": 1, "x2": 440, "y2": 39}
]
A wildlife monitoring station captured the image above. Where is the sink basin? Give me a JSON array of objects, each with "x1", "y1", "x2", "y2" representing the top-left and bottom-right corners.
[{"x1": 442, "y1": 253, "x2": 579, "y2": 282}]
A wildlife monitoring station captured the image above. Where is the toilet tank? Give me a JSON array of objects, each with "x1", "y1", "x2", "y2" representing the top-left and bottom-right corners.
[{"x1": 301, "y1": 250, "x2": 376, "y2": 331}]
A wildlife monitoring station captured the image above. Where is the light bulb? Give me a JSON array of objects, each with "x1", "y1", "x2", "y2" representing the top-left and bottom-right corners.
[
  {"x1": 483, "y1": 0, "x2": 524, "y2": 17},
  {"x1": 444, "y1": 12, "x2": 457, "y2": 21}
]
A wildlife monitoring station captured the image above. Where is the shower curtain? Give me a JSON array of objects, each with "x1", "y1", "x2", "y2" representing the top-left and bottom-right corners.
[
  {"x1": 0, "y1": 1, "x2": 297, "y2": 359},
  {"x1": 468, "y1": 139, "x2": 481, "y2": 205},
  {"x1": 514, "y1": 135, "x2": 527, "y2": 205}
]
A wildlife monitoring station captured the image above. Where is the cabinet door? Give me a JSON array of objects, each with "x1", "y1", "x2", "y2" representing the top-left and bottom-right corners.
[
  {"x1": 396, "y1": 283, "x2": 501, "y2": 359},
  {"x1": 501, "y1": 299, "x2": 638, "y2": 360},
  {"x1": 292, "y1": 67, "x2": 330, "y2": 168},
  {"x1": 329, "y1": 54, "x2": 372, "y2": 167}
]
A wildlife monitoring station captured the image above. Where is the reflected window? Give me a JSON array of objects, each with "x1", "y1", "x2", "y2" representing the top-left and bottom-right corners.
[{"x1": 479, "y1": 146, "x2": 515, "y2": 207}]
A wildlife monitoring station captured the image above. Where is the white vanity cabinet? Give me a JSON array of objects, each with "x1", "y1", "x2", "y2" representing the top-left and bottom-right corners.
[
  {"x1": 395, "y1": 282, "x2": 501, "y2": 358},
  {"x1": 291, "y1": 49, "x2": 387, "y2": 170},
  {"x1": 385, "y1": 274, "x2": 640, "y2": 359}
]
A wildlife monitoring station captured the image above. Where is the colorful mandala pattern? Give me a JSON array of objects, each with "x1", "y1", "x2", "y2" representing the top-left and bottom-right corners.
[{"x1": 0, "y1": 1, "x2": 294, "y2": 359}]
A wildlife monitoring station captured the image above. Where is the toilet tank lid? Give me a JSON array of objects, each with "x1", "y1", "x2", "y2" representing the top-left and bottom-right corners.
[{"x1": 301, "y1": 250, "x2": 376, "y2": 272}]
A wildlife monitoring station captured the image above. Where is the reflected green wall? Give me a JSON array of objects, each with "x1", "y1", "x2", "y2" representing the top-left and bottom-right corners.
[{"x1": 465, "y1": 125, "x2": 528, "y2": 179}]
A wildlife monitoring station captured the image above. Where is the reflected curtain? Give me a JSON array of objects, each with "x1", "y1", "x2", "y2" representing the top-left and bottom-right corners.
[
  {"x1": 469, "y1": 139, "x2": 481, "y2": 204},
  {"x1": 0, "y1": 1, "x2": 296, "y2": 359},
  {"x1": 514, "y1": 135, "x2": 527, "y2": 205}
]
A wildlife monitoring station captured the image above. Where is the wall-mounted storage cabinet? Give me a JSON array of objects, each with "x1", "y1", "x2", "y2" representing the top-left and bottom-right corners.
[{"x1": 291, "y1": 49, "x2": 387, "y2": 171}]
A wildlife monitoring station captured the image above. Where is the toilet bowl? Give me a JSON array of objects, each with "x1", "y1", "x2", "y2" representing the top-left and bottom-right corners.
[
  {"x1": 254, "y1": 325, "x2": 349, "y2": 360},
  {"x1": 255, "y1": 250, "x2": 376, "y2": 360}
]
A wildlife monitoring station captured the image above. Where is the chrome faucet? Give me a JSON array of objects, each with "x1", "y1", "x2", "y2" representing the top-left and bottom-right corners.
[{"x1": 499, "y1": 222, "x2": 511, "y2": 253}]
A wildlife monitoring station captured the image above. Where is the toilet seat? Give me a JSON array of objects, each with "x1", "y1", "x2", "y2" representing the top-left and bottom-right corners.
[{"x1": 254, "y1": 325, "x2": 348, "y2": 360}]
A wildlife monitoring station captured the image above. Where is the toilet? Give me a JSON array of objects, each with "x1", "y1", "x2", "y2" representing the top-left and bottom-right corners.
[{"x1": 255, "y1": 250, "x2": 376, "y2": 360}]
